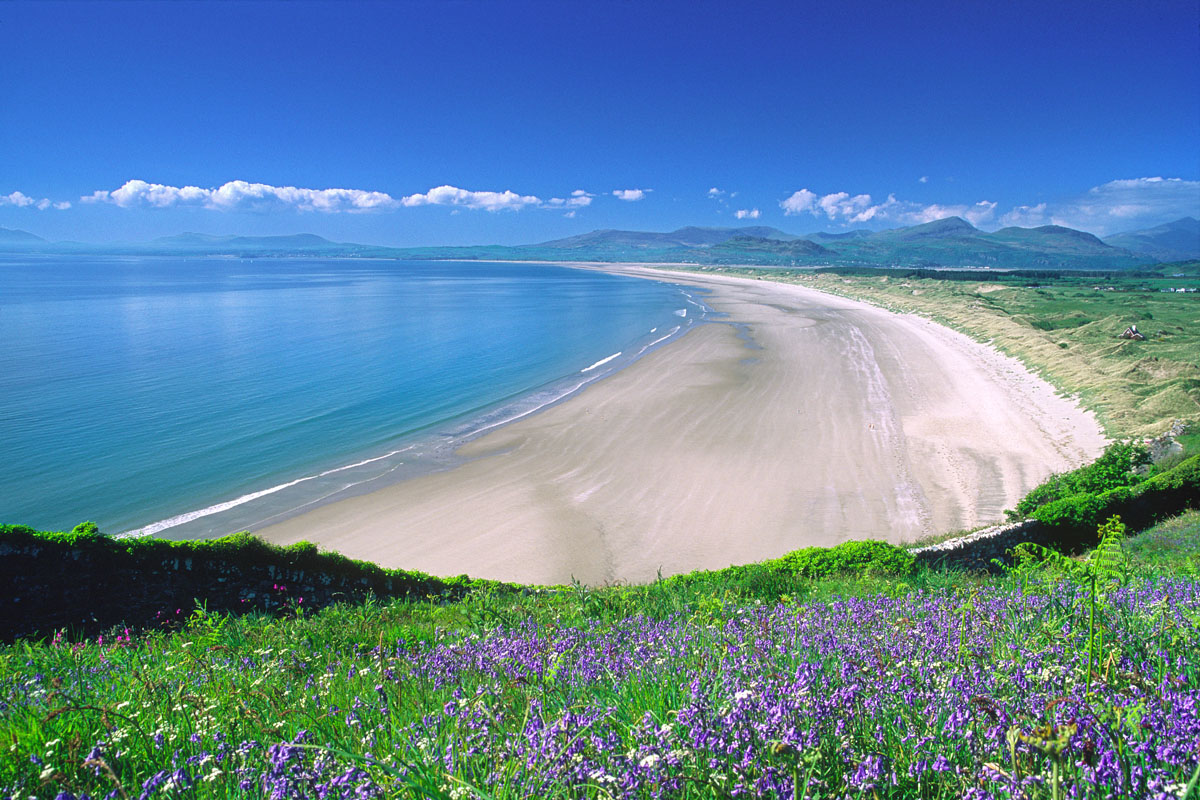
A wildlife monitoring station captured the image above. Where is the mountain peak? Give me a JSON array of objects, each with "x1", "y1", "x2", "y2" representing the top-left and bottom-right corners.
[
  {"x1": 0, "y1": 226, "x2": 46, "y2": 243},
  {"x1": 1103, "y1": 216, "x2": 1200, "y2": 262},
  {"x1": 885, "y1": 216, "x2": 981, "y2": 241}
]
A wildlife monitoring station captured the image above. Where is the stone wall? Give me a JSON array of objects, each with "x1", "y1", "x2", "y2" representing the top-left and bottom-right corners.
[
  {"x1": 0, "y1": 530, "x2": 473, "y2": 642},
  {"x1": 910, "y1": 519, "x2": 1052, "y2": 572}
]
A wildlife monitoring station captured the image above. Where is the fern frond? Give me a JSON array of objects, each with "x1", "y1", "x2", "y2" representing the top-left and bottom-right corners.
[{"x1": 1092, "y1": 516, "x2": 1128, "y2": 587}]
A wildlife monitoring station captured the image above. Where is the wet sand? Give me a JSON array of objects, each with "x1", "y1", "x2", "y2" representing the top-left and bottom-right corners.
[{"x1": 258, "y1": 267, "x2": 1107, "y2": 585}]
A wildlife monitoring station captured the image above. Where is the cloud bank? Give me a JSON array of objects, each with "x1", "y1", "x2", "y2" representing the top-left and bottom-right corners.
[
  {"x1": 999, "y1": 177, "x2": 1200, "y2": 235},
  {"x1": 780, "y1": 178, "x2": 1197, "y2": 235},
  {"x1": 400, "y1": 185, "x2": 542, "y2": 212},
  {"x1": 780, "y1": 188, "x2": 997, "y2": 227},
  {"x1": 80, "y1": 180, "x2": 618, "y2": 215},
  {"x1": 2, "y1": 191, "x2": 70, "y2": 210},
  {"x1": 83, "y1": 180, "x2": 398, "y2": 213}
]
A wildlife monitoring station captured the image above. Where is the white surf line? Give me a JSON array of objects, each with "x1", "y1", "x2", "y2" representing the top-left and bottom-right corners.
[
  {"x1": 467, "y1": 376, "x2": 602, "y2": 438},
  {"x1": 116, "y1": 446, "x2": 416, "y2": 539},
  {"x1": 636, "y1": 326, "x2": 681, "y2": 356},
  {"x1": 473, "y1": 325, "x2": 691, "y2": 442},
  {"x1": 242, "y1": 458, "x2": 414, "y2": 530},
  {"x1": 581, "y1": 352, "x2": 623, "y2": 373}
]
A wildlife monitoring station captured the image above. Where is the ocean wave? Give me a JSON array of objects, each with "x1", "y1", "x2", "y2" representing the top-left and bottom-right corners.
[
  {"x1": 581, "y1": 352, "x2": 622, "y2": 373},
  {"x1": 637, "y1": 326, "x2": 681, "y2": 356},
  {"x1": 116, "y1": 446, "x2": 414, "y2": 539},
  {"x1": 467, "y1": 377, "x2": 598, "y2": 437}
]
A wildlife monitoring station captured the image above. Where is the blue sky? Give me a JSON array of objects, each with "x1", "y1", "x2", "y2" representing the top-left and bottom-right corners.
[{"x1": 2, "y1": 0, "x2": 1198, "y2": 245}]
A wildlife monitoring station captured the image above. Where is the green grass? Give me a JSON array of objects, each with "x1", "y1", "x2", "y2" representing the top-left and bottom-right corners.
[
  {"x1": 3, "y1": 513, "x2": 1199, "y2": 799},
  {"x1": 1123, "y1": 508, "x2": 1200, "y2": 574}
]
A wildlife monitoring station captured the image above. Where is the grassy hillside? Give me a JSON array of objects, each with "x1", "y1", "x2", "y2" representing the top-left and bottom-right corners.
[{"x1": 2, "y1": 509, "x2": 1198, "y2": 799}]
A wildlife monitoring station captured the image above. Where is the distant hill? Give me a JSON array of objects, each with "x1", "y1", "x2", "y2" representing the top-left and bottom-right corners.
[
  {"x1": 1104, "y1": 217, "x2": 1200, "y2": 262},
  {"x1": 880, "y1": 216, "x2": 982, "y2": 241},
  {"x1": 537, "y1": 225, "x2": 800, "y2": 251},
  {"x1": 0, "y1": 219, "x2": 1155, "y2": 270},
  {"x1": 0, "y1": 227, "x2": 45, "y2": 243},
  {"x1": 515, "y1": 217, "x2": 1145, "y2": 269},
  {"x1": 804, "y1": 229, "x2": 873, "y2": 242},
  {"x1": 152, "y1": 232, "x2": 341, "y2": 250}
]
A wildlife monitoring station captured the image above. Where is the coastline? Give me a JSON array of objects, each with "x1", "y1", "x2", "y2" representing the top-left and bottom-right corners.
[
  {"x1": 257, "y1": 265, "x2": 1109, "y2": 585},
  {"x1": 87, "y1": 260, "x2": 705, "y2": 541}
]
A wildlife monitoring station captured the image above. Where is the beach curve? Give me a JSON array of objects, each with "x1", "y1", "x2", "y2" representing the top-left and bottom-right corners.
[{"x1": 256, "y1": 265, "x2": 1108, "y2": 585}]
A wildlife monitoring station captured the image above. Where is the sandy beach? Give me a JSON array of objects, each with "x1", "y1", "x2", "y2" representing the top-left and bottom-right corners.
[{"x1": 258, "y1": 267, "x2": 1108, "y2": 585}]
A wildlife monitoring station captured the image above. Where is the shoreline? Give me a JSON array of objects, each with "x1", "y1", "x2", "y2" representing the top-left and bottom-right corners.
[
  {"x1": 257, "y1": 265, "x2": 1109, "y2": 585},
  {"x1": 114, "y1": 268, "x2": 708, "y2": 542}
]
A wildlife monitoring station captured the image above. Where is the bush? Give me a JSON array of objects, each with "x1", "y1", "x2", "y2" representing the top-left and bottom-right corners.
[
  {"x1": 1013, "y1": 442, "x2": 1149, "y2": 518},
  {"x1": 772, "y1": 539, "x2": 915, "y2": 579},
  {"x1": 1030, "y1": 455, "x2": 1200, "y2": 548}
]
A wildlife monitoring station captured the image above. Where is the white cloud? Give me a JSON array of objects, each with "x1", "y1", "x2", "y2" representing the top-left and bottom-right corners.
[
  {"x1": 707, "y1": 187, "x2": 724, "y2": 197},
  {"x1": 910, "y1": 200, "x2": 997, "y2": 226},
  {"x1": 2, "y1": 191, "x2": 36, "y2": 207},
  {"x1": 401, "y1": 184, "x2": 542, "y2": 212},
  {"x1": 734, "y1": 208, "x2": 761, "y2": 219},
  {"x1": 780, "y1": 187, "x2": 998, "y2": 227},
  {"x1": 82, "y1": 178, "x2": 611, "y2": 215},
  {"x1": 1056, "y1": 177, "x2": 1199, "y2": 235},
  {"x1": 547, "y1": 189, "x2": 594, "y2": 209},
  {"x1": 612, "y1": 188, "x2": 649, "y2": 202},
  {"x1": 2, "y1": 190, "x2": 69, "y2": 210},
  {"x1": 817, "y1": 192, "x2": 873, "y2": 219},
  {"x1": 918, "y1": 176, "x2": 929, "y2": 183},
  {"x1": 85, "y1": 179, "x2": 399, "y2": 213},
  {"x1": 995, "y1": 178, "x2": 1199, "y2": 235},
  {"x1": 998, "y1": 203, "x2": 1051, "y2": 228},
  {"x1": 779, "y1": 189, "x2": 818, "y2": 215}
]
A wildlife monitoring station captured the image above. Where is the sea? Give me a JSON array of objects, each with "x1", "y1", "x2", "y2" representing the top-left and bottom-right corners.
[{"x1": 0, "y1": 255, "x2": 707, "y2": 538}]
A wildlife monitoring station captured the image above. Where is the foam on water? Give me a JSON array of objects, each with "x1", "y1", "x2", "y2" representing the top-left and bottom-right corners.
[
  {"x1": 116, "y1": 446, "x2": 414, "y2": 538},
  {"x1": 581, "y1": 352, "x2": 622, "y2": 373}
]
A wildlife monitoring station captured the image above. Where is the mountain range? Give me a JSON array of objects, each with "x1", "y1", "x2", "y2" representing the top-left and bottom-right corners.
[
  {"x1": 1102, "y1": 216, "x2": 1200, "y2": 262},
  {"x1": 1, "y1": 216, "x2": 1197, "y2": 270}
]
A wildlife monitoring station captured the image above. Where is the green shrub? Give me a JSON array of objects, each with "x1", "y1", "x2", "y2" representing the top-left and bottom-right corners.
[
  {"x1": 772, "y1": 539, "x2": 914, "y2": 579},
  {"x1": 1139, "y1": 454, "x2": 1200, "y2": 494},
  {"x1": 1013, "y1": 442, "x2": 1149, "y2": 518},
  {"x1": 1030, "y1": 456, "x2": 1200, "y2": 547}
]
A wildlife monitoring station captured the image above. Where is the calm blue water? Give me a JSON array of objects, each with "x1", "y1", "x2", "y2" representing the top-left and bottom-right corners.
[{"x1": 0, "y1": 256, "x2": 704, "y2": 536}]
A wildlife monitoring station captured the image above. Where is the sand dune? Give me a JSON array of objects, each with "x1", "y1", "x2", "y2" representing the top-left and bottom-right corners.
[{"x1": 258, "y1": 267, "x2": 1107, "y2": 585}]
